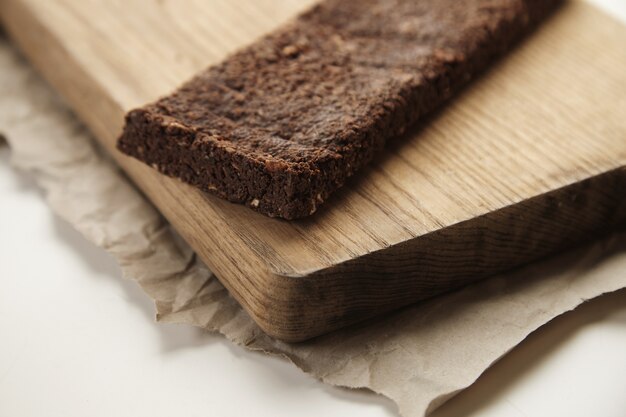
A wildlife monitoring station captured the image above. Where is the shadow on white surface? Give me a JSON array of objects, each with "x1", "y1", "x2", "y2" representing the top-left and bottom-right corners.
[
  {"x1": 221, "y1": 335, "x2": 398, "y2": 413},
  {"x1": 2, "y1": 147, "x2": 222, "y2": 351},
  {"x1": 51, "y1": 210, "x2": 237, "y2": 352},
  {"x1": 432, "y1": 288, "x2": 626, "y2": 417},
  {"x1": 52, "y1": 216, "x2": 124, "y2": 289}
]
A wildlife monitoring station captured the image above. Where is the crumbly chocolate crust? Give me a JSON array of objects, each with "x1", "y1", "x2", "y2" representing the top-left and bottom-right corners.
[{"x1": 118, "y1": 0, "x2": 562, "y2": 219}]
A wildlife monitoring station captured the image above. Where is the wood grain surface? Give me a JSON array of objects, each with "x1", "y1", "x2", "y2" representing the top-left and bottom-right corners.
[{"x1": 2, "y1": 0, "x2": 625, "y2": 341}]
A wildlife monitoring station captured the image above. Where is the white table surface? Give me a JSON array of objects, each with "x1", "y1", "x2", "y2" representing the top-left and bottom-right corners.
[{"x1": 2, "y1": 2, "x2": 626, "y2": 416}]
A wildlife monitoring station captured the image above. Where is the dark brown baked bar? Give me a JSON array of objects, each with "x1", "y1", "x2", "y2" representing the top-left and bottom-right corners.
[{"x1": 118, "y1": 0, "x2": 562, "y2": 219}]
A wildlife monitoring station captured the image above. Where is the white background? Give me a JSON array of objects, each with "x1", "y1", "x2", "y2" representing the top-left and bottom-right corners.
[{"x1": 2, "y1": 1, "x2": 626, "y2": 416}]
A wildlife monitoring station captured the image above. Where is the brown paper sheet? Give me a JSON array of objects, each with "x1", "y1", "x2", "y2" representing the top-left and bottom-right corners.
[{"x1": 2, "y1": 38, "x2": 625, "y2": 417}]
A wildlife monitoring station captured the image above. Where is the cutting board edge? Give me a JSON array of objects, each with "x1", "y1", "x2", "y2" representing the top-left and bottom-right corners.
[{"x1": 251, "y1": 166, "x2": 626, "y2": 341}]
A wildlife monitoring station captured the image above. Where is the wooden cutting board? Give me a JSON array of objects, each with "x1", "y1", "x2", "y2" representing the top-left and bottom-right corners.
[{"x1": 2, "y1": 0, "x2": 625, "y2": 341}]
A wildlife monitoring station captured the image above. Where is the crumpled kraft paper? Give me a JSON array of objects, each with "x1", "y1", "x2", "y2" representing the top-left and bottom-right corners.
[{"x1": 2, "y1": 37, "x2": 626, "y2": 417}]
